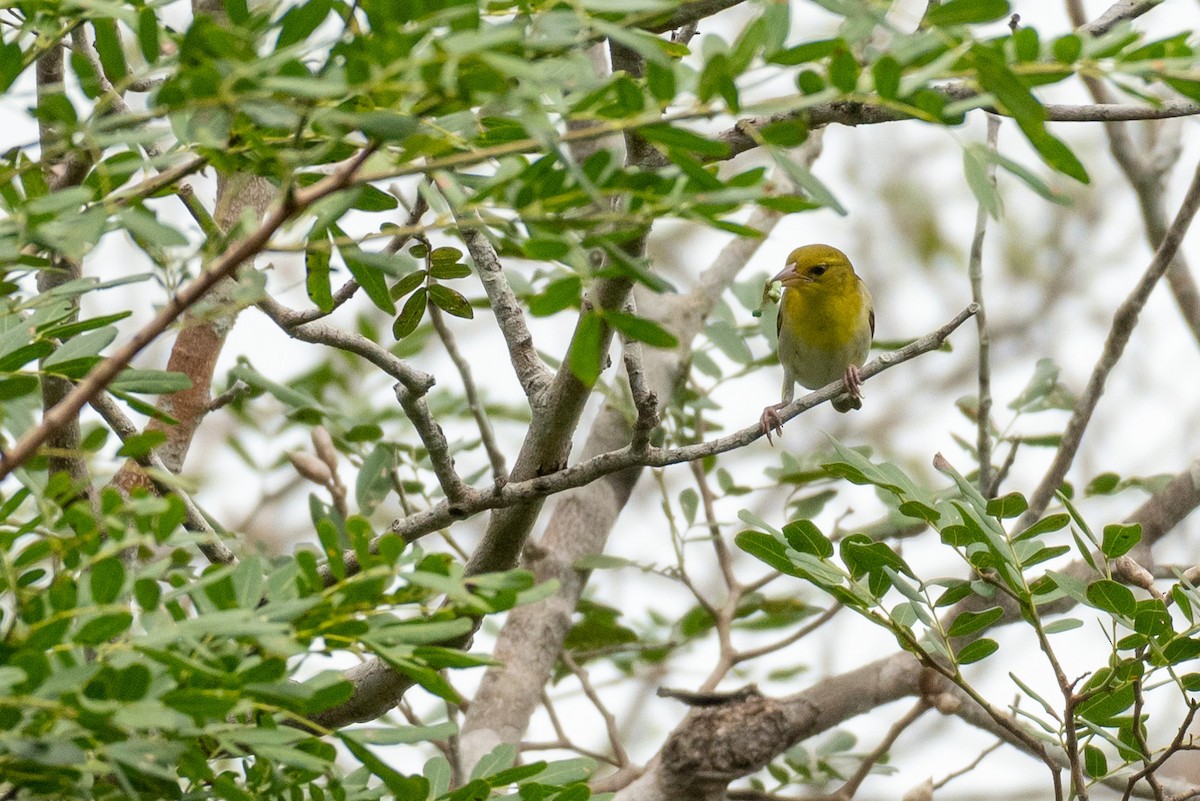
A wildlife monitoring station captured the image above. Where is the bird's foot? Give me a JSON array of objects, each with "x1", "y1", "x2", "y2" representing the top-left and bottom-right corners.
[
  {"x1": 843, "y1": 364, "x2": 864, "y2": 401},
  {"x1": 759, "y1": 403, "x2": 787, "y2": 446}
]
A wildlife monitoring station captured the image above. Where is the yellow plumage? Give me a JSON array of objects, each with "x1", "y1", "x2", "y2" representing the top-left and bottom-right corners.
[{"x1": 760, "y1": 244, "x2": 874, "y2": 442}]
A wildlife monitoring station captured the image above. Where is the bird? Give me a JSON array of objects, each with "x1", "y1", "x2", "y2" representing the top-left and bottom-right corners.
[{"x1": 759, "y1": 244, "x2": 874, "y2": 444}]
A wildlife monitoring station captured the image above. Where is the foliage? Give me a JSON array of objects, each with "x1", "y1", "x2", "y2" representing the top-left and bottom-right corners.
[{"x1": 1, "y1": 0, "x2": 1199, "y2": 798}]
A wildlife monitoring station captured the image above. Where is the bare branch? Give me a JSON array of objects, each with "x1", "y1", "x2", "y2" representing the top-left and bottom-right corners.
[
  {"x1": 458, "y1": 224, "x2": 553, "y2": 402},
  {"x1": 641, "y1": 0, "x2": 743, "y2": 33},
  {"x1": 429, "y1": 303, "x2": 509, "y2": 484},
  {"x1": 563, "y1": 652, "x2": 631, "y2": 768},
  {"x1": 1078, "y1": 0, "x2": 1164, "y2": 37},
  {"x1": 971, "y1": 116, "x2": 1000, "y2": 497},
  {"x1": 256, "y1": 298, "x2": 433, "y2": 395},
  {"x1": 1018, "y1": 156, "x2": 1200, "y2": 527},
  {"x1": 325, "y1": 303, "x2": 978, "y2": 566}
]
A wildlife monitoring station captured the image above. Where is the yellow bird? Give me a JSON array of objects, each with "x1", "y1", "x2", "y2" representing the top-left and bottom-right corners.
[{"x1": 759, "y1": 244, "x2": 875, "y2": 443}]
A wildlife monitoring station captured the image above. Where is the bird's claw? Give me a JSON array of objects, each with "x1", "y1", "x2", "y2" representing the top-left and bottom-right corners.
[
  {"x1": 843, "y1": 364, "x2": 864, "y2": 401},
  {"x1": 759, "y1": 404, "x2": 786, "y2": 446}
]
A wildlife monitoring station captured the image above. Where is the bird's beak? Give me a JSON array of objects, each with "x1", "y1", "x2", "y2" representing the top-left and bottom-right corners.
[{"x1": 770, "y1": 262, "x2": 806, "y2": 287}]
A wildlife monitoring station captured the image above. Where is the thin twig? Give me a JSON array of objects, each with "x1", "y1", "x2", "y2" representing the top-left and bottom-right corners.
[
  {"x1": 832, "y1": 700, "x2": 929, "y2": 801},
  {"x1": 1018, "y1": 157, "x2": 1200, "y2": 527},
  {"x1": 562, "y1": 652, "x2": 631, "y2": 768},
  {"x1": 732, "y1": 603, "x2": 841, "y2": 664},
  {"x1": 690, "y1": 460, "x2": 738, "y2": 594},
  {"x1": 622, "y1": 300, "x2": 659, "y2": 452},
  {"x1": 429, "y1": 303, "x2": 508, "y2": 484},
  {"x1": 257, "y1": 297, "x2": 433, "y2": 394},
  {"x1": 932, "y1": 739, "x2": 1004, "y2": 790},
  {"x1": 208, "y1": 380, "x2": 250, "y2": 412},
  {"x1": 971, "y1": 116, "x2": 1000, "y2": 497}
]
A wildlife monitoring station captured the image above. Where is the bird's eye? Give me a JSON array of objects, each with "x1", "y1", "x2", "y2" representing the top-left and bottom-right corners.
[{"x1": 810, "y1": 265, "x2": 827, "y2": 277}]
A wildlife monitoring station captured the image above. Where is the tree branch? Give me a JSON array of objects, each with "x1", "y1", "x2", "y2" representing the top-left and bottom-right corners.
[
  {"x1": 457, "y1": 224, "x2": 553, "y2": 402},
  {"x1": 1018, "y1": 156, "x2": 1200, "y2": 527},
  {"x1": 970, "y1": 116, "x2": 1000, "y2": 496},
  {"x1": 429, "y1": 303, "x2": 509, "y2": 484},
  {"x1": 0, "y1": 145, "x2": 377, "y2": 480}
]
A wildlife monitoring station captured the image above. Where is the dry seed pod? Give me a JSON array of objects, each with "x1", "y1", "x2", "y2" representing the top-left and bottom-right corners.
[{"x1": 287, "y1": 451, "x2": 333, "y2": 486}]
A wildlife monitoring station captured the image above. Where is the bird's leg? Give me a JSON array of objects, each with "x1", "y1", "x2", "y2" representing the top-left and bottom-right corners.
[
  {"x1": 760, "y1": 378, "x2": 795, "y2": 445},
  {"x1": 843, "y1": 363, "x2": 864, "y2": 401}
]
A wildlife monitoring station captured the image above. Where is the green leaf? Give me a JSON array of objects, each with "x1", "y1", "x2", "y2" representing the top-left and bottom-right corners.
[
  {"x1": 76, "y1": 612, "x2": 133, "y2": 645},
  {"x1": 1077, "y1": 682, "x2": 1134, "y2": 723},
  {"x1": 926, "y1": 0, "x2": 1010, "y2": 26},
  {"x1": 228, "y1": 364, "x2": 324, "y2": 412},
  {"x1": 0, "y1": 342, "x2": 53, "y2": 372},
  {"x1": 605, "y1": 311, "x2": 677, "y2": 348},
  {"x1": 356, "y1": 112, "x2": 418, "y2": 143},
  {"x1": 986, "y1": 492, "x2": 1027, "y2": 519},
  {"x1": 528, "y1": 276, "x2": 582, "y2": 316},
  {"x1": 946, "y1": 607, "x2": 1003, "y2": 638},
  {"x1": 1053, "y1": 34, "x2": 1082, "y2": 63},
  {"x1": 91, "y1": 557, "x2": 126, "y2": 604},
  {"x1": 43, "y1": 327, "x2": 118, "y2": 369},
  {"x1": 429, "y1": 285, "x2": 474, "y2": 319},
  {"x1": 429, "y1": 262, "x2": 472, "y2": 280},
  {"x1": 1100, "y1": 523, "x2": 1141, "y2": 559},
  {"x1": 706, "y1": 319, "x2": 754, "y2": 363},
  {"x1": 964, "y1": 144, "x2": 1002, "y2": 219},
  {"x1": 116, "y1": 430, "x2": 168, "y2": 459},
  {"x1": 137, "y1": 8, "x2": 160, "y2": 63},
  {"x1": 638, "y1": 124, "x2": 731, "y2": 158},
  {"x1": 1162, "y1": 636, "x2": 1200, "y2": 664},
  {"x1": 956, "y1": 637, "x2": 998, "y2": 664},
  {"x1": 567, "y1": 311, "x2": 604, "y2": 385},
  {"x1": 1013, "y1": 512, "x2": 1070, "y2": 541},
  {"x1": 306, "y1": 240, "x2": 334, "y2": 312},
  {"x1": 92, "y1": 18, "x2": 128, "y2": 84},
  {"x1": 872, "y1": 55, "x2": 901, "y2": 99},
  {"x1": 1010, "y1": 357, "x2": 1060, "y2": 411},
  {"x1": 0, "y1": 41, "x2": 23, "y2": 92},
  {"x1": 1025, "y1": 127, "x2": 1089, "y2": 183},
  {"x1": 392, "y1": 288, "x2": 427, "y2": 339},
  {"x1": 1083, "y1": 744, "x2": 1108, "y2": 779},
  {"x1": 119, "y1": 208, "x2": 189, "y2": 247},
  {"x1": 829, "y1": 46, "x2": 860, "y2": 93},
  {"x1": 1042, "y1": 617, "x2": 1083, "y2": 634},
  {"x1": 275, "y1": 0, "x2": 333, "y2": 49},
  {"x1": 1087, "y1": 579, "x2": 1136, "y2": 618},
  {"x1": 340, "y1": 732, "x2": 430, "y2": 797},
  {"x1": 969, "y1": 46, "x2": 1044, "y2": 128},
  {"x1": 985, "y1": 149, "x2": 1071, "y2": 205},
  {"x1": 391, "y1": 271, "x2": 427, "y2": 300},
  {"x1": 765, "y1": 145, "x2": 847, "y2": 215},
  {"x1": 339, "y1": 239, "x2": 396, "y2": 315},
  {"x1": 109, "y1": 369, "x2": 194, "y2": 394},
  {"x1": 768, "y1": 38, "x2": 842, "y2": 66},
  {"x1": 735, "y1": 530, "x2": 798, "y2": 576},
  {"x1": 782, "y1": 520, "x2": 833, "y2": 559}
]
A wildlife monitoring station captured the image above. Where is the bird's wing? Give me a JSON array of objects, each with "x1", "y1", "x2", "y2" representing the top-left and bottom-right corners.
[{"x1": 861, "y1": 278, "x2": 876, "y2": 338}]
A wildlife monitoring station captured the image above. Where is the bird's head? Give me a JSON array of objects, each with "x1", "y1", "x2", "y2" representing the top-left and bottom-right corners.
[{"x1": 770, "y1": 244, "x2": 855, "y2": 290}]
